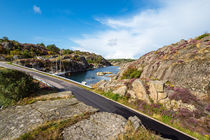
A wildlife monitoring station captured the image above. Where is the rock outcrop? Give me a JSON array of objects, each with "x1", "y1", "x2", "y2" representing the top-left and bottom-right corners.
[
  {"x1": 13, "y1": 53, "x2": 112, "y2": 73},
  {"x1": 63, "y1": 112, "x2": 127, "y2": 140},
  {"x1": 0, "y1": 91, "x2": 159, "y2": 140},
  {"x1": 0, "y1": 91, "x2": 97, "y2": 140},
  {"x1": 96, "y1": 72, "x2": 112, "y2": 76},
  {"x1": 93, "y1": 34, "x2": 210, "y2": 137},
  {"x1": 94, "y1": 33, "x2": 210, "y2": 111}
]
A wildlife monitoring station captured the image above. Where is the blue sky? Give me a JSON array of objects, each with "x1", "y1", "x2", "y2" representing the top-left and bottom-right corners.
[
  {"x1": 0, "y1": 0, "x2": 149, "y2": 47},
  {"x1": 0, "y1": 0, "x2": 210, "y2": 58}
]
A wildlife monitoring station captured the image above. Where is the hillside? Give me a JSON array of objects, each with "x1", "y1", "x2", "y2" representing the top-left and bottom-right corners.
[
  {"x1": 94, "y1": 33, "x2": 210, "y2": 138},
  {"x1": 0, "y1": 38, "x2": 111, "y2": 73},
  {"x1": 108, "y1": 59, "x2": 135, "y2": 66}
]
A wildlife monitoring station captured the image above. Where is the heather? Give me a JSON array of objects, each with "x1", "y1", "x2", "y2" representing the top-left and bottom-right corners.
[{"x1": 94, "y1": 33, "x2": 210, "y2": 139}]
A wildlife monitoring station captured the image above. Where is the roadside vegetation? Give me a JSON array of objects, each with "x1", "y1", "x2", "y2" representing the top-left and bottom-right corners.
[
  {"x1": 93, "y1": 90, "x2": 209, "y2": 140},
  {"x1": 117, "y1": 120, "x2": 161, "y2": 140},
  {"x1": 0, "y1": 68, "x2": 57, "y2": 108}
]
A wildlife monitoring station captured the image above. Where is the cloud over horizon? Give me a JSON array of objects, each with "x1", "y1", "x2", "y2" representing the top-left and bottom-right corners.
[
  {"x1": 33, "y1": 5, "x2": 42, "y2": 14},
  {"x1": 71, "y1": 0, "x2": 210, "y2": 59}
]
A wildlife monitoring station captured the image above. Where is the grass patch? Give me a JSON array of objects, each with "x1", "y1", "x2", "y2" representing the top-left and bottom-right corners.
[
  {"x1": 196, "y1": 33, "x2": 209, "y2": 40},
  {"x1": 16, "y1": 112, "x2": 94, "y2": 140},
  {"x1": 99, "y1": 91, "x2": 128, "y2": 102},
  {"x1": 117, "y1": 120, "x2": 160, "y2": 140},
  {"x1": 121, "y1": 67, "x2": 142, "y2": 79},
  {"x1": 103, "y1": 91, "x2": 120, "y2": 101},
  {"x1": 17, "y1": 95, "x2": 69, "y2": 106},
  {"x1": 0, "y1": 66, "x2": 6, "y2": 70}
]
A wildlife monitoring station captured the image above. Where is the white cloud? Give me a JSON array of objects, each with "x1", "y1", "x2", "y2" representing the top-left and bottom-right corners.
[
  {"x1": 33, "y1": 5, "x2": 42, "y2": 14},
  {"x1": 72, "y1": 0, "x2": 210, "y2": 59}
]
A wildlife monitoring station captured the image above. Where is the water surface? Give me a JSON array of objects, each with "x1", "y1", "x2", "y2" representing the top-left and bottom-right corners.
[{"x1": 64, "y1": 66, "x2": 119, "y2": 85}]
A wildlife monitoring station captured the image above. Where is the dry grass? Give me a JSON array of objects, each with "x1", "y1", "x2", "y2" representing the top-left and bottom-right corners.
[
  {"x1": 116, "y1": 121, "x2": 160, "y2": 140},
  {"x1": 16, "y1": 112, "x2": 94, "y2": 140}
]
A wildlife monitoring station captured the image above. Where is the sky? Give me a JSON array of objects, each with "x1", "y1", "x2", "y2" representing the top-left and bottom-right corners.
[{"x1": 0, "y1": 0, "x2": 210, "y2": 59}]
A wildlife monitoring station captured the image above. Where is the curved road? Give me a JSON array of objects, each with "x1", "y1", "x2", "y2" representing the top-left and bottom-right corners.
[{"x1": 0, "y1": 62, "x2": 195, "y2": 140}]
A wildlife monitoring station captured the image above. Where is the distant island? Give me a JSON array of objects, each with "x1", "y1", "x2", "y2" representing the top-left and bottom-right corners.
[{"x1": 108, "y1": 59, "x2": 136, "y2": 66}]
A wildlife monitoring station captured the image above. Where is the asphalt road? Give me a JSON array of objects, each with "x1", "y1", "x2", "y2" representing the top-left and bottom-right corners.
[{"x1": 0, "y1": 62, "x2": 195, "y2": 140}]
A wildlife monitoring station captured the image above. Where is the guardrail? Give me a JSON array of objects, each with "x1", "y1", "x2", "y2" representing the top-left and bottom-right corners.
[{"x1": 10, "y1": 63, "x2": 92, "y2": 89}]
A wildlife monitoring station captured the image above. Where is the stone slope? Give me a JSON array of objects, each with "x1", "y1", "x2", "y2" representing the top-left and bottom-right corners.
[
  {"x1": 0, "y1": 91, "x2": 97, "y2": 140},
  {"x1": 93, "y1": 34, "x2": 210, "y2": 136},
  {"x1": 63, "y1": 112, "x2": 127, "y2": 140},
  {"x1": 96, "y1": 33, "x2": 210, "y2": 101},
  {"x1": 117, "y1": 34, "x2": 210, "y2": 99},
  {"x1": 0, "y1": 91, "x2": 160, "y2": 140}
]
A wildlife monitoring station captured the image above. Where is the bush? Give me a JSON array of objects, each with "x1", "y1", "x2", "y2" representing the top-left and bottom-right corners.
[
  {"x1": 121, "y1": 67, "x2": 142, "y2": 79},
  {"x1": 22, "y1": 50, "x2": 32, "y2": 58},
  {"x1": 46, "y1": 44, "x2": 60, "y2": 54},
  {"x1": 0, "y1": 69, "x2": 39, "y2": 106}
]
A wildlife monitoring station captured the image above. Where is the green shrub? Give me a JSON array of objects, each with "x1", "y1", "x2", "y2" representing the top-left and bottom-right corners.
[
  {"x1": 46, "y1": 44, "x2": 60, "y2": 54},
  {"x1": 0, "y1": 69, "x2": 39, "y2": 106},
  {"x1": 196, "y1": 33, "x2": 209, "y2": 40},
  {"x1": 121, "y1": 67, "x2": 142, "y2": 79},
  {"x1": 104, "y1": 91, "x2": 120, "y2": 101},
  {"x1": 22, "y1": 50, "x2": 32, "y2": 58}
]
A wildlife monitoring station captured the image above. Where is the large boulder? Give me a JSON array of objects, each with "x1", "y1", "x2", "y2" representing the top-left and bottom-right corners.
[
  {"x1": 131, "y1": 79, "x2": 151, "y2": 104},
  {"x1": 128, "y1": 116, "x2": 145, "y2": 130},
  {"x1": 148, "y1": 80, "x2": 167, "y2": 103},
  {"x1": 62, "y1": 112, "x2": 127, "y2": 140},
  {"x1": 113, "y1": 86, "x2": 127, "y2": 96}
]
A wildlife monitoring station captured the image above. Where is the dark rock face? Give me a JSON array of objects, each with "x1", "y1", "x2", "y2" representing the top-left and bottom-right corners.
[{"x1": 14, "y1": 57, "x2": 90, "y2": 73}]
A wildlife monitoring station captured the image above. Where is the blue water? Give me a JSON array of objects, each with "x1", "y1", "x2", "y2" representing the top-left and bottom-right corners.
[{"x1": 64, "y1": 66, "x2": 120, "y2": 85}]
